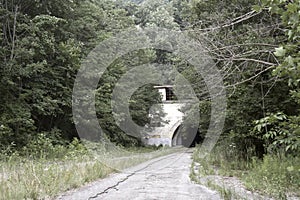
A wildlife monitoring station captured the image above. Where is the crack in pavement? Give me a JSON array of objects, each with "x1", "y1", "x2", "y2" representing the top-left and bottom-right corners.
[
  {"x1": 87, "y1": 153, "x2": 178, "y2": 200},
  {"x1": 57, "y1": 150, "x2": 221, "y2": 200}
]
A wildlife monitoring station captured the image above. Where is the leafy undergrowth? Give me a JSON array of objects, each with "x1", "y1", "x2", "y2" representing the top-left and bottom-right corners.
[
  {"x1": 192, "y1": 140, "x2": 300, "y2": 200},
  {"x1": 0, "y1": 138, "x2": 179, "y2": 200}
]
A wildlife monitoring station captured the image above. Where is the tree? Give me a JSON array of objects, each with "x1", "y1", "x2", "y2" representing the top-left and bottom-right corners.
[
  {"x1": 172, "y1": 0, "x2": 298, "y2": 155},
  {"x1": 251, "y1": 0, "x2": 300, "y2": 154}
]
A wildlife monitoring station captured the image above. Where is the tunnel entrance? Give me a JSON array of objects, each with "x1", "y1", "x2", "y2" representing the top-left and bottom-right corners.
[
  {"x1": 189, "y1": 130, "x2": 202, "y2": 147},
  {"x1": 171, "y1": 126, "x2": 182, "y2": 146},
  {"x1": 171, "y1": 126, "x2": 203, "y2": 147}
]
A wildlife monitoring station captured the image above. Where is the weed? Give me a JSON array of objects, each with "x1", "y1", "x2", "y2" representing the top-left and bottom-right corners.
[
  {"x1": 243, "y1": 154, "x2": 300, "y2": 199},
  {"x1": 0, "y1": 140, "x2": 180, "y2": 200},
  {"x1": 192, "y1": 138, "x2": 300, "y2": 199}
]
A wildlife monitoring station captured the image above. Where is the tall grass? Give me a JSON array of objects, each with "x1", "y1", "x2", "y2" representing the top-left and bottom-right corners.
[
  {"x1": 192, "y1": 138, "x2": 254, "y2": 177},
  {"x1": 0, "y1": 159, "x2": 114, "y2": 200},
  {"x1": 243, "y1": 155, "x2": 300, "y2": 199},
  {"x1": 0, "y1": 137, "x2": 179, "y2": 200},
  {"x1": 192, "y1": 138, "x2": 300, "y2": 199}
]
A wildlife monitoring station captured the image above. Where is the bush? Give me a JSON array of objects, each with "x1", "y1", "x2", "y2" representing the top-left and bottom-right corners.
[
  {"x1": 201, "y1": 136, "x2": 260, "y2": 172},
  {"x1": 252, "y1": 113, "x2": 300, "y2": 156},
  {"x1": 19, "y1": 130, "x2": 88, "y2": 160}
]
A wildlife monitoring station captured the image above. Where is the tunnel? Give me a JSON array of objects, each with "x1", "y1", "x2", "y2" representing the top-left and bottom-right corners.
[{"x1": 171, "y1": 125, "x2": 202, "y2": 147}]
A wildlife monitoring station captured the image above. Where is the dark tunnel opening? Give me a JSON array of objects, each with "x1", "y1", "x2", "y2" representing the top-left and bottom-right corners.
[{"x1": 172, "y1": 126, "x2": 203, "y2": 148}]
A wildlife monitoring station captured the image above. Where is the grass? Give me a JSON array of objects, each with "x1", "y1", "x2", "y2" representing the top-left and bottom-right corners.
[
  {"x1": 242, "y1": 155, "x2": 300, "y2": 199},
  {"x1": 190, "y1": 150, "x2": 241, "y2": 200},
  {"x1": 191, "y1": 139, "x2": 300, "y2": 200},
  {"x1": 0, "y1": 158, "x2": 114, "y2": 200},
  {"x1": 205, "y1": 180, "x2": 238, "y2": 200},
  {"x1": 0, "y1": 140, "x2": 180, "y2": 200}
]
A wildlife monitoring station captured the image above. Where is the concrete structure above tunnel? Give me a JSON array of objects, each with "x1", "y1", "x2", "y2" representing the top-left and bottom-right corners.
[{"x1": 143, "y1": 85, "x2": 186, "y2": 147}]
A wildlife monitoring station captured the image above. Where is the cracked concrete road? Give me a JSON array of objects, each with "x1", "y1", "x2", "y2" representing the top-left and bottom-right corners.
[{"x1": 56, "y1": 150, "x2": 220, "y2": 200}]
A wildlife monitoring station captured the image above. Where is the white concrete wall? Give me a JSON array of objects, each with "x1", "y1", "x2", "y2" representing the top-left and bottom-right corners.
[{"x1": 146, "y1": 103, "x2": 185, "y2": 146}]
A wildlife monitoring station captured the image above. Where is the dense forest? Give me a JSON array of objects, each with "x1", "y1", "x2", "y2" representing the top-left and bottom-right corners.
[
  {"x1": 0, "y1": 0, "x2": 299, "y2": 199},
  {"x1": 1, "y1": 0, "x2": 299, "y2": 158}
]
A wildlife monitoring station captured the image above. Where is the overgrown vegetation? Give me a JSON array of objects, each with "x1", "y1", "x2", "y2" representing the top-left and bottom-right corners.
[
  {"x1": 1, "y1": 157, "x2": 113, "y2": 200},
  {"x1": 0, "y1": 0, "x2": 299, "y2": 198},
  {"x1": 244, "y1": 154, "x2": 300, "y2": 199},
  {"x1": 193, "y1": 139, "x2": 300, "y2": 199},
  {"x1": 190, "y1": 0, "x2": 299, "y2": 199},
  {"x1": 0, "y1": 135, "x2": 178, "y2": 199}
]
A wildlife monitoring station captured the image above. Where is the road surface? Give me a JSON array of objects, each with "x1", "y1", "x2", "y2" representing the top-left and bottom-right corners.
[{"x1": 56, "y1": 150, "x2": 220, "y2": 200}]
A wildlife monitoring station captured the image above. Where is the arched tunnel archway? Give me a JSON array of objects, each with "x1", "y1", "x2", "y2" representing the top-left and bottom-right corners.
[
  {"x1": 171, "y1": 125, "x2": 202, "y2": 147},
  {"x1": 171, "y1": 126, "x2": 182, "y2": 146}
]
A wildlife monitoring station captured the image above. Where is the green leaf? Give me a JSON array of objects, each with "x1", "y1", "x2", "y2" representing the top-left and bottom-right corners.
[
  {"x1": 285, "y1": 56, "x2": 294, "y2": 66},
  {"x1": 287, "y1": 166, "x2": 294, "y2": 172},
  {"x1": 252, "y1": 5, "x2": 262, "y2": 12},
  {"x1": 257, "y1": 124, "x2": 262, "y2": 132},
  {"x1": 274, "y1": 46, "x2": 286, "y2": 57}
]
